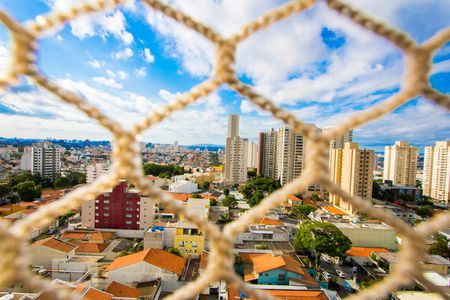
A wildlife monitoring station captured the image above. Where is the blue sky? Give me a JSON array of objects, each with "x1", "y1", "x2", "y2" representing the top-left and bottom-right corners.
[{"x1": 0, "y1": 0, "x2": 449, "y2": 151}]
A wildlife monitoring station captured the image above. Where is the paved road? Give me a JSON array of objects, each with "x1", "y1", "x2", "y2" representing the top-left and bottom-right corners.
[{"x1": 318, "y1": 257, "x2": 354, "y2": 298}]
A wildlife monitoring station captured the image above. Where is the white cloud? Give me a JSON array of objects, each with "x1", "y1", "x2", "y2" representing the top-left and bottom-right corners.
[
  {"x1": 88, "y1": 60, "x2": 102, "y2": 69},
  {"x1": 240, "y1": 99, "x2": 254, "y2": 113},
  {"x1": 159, "y1": 89, "x2": 182, "y2": 101},
  {"x1": 0, "y1": 42, "x2": 10, "y2": 75},
  {"x1": 144, "y1": 48, "x2": 155, "y2": 63},
  {"x1": 113, "y1": 47, "x2": 133, "y2": 59},
  {"x1": 92, "y1": 76, "x2": 123, "y2": 89},
  {"x1": 135, "y1": 67, "x2": 147, "y2": 77}
]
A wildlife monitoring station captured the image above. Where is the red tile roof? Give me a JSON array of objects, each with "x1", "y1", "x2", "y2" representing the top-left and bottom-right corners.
[
  {"x1": 90, "y1": 231, "x2": 114, "y2": 243},
  {"x1": 107, "y1": 248, "x2": 185, "y2": 275},
  {"x1": 346, "y1": 247, "x2": 390, "y2": 257},
  {"x1": 82, "y1": 288, "x2": 113, "y2": 300},
  {"x1": 75, "y1": 243, "x2": 109, "y2": 254},
  {"x1": 32, "y1": 237, "x2": 77, "y2": 253},
  {"x1": 199, "y1": 250, "x2": 209, "y2": 270},
  {"x1": 322, "y1": 206, "x2": 348, "y2": 216},
  {"x1": 257, "y1": 218, "x2": 282, "y2": 226},
  {"x1": 106, "y1": 281, "x2": 141, "y2": 298},
  {"x1": 258, "y1": 290, "x2": 328, "y2": 300},
  {"x1": 288, "y1": 194, "x2": 301, "y2": 202}
]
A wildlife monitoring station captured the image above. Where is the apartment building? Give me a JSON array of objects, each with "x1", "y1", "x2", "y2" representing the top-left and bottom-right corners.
[
  {"x1": 86, "y1": 161, "x2": 110, "y2": 183},
  {"x1": 383, "y1": 141, "x2": 418, "y2": 186},
  {"x1": 224, "y1": 115, "x2": 248, "y2": 184},
  {"x1": 81, "y1": 180, "x2": 154, "y2": 230},
  {"x1": 423, "y1": 141, "x2": 450, "y2": 204},
  {"x1": 21, "y1": 142, "x2": 61, "y2": 177},
  {"x1": 257, "y1": 129, "x2": 277, "y2": 178},
  {"x1": 329, "y1": 142, "x2": 374, "y2": 214}
]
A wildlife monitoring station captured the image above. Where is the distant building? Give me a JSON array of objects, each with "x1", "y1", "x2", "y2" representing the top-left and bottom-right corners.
[
  {"x1": 257, "y1": 129, "x2": 277, "y2": 178},
  {"x1": 383, "y1": 141, "x2": 418, "y2": 187},
  {"x1": 81, "y1": 180, "x2": 154, "y2": 230},
  {"x1": 21, "y1": 142, "x2": 61, "y2": 177},
  {"x1": 246, "y1": 139, "x2": 258, "y2": 169},
  {"x1": 423, "y1": 141, "x2": 450, "y2": 204},
  {"x1": 329, "y1": 142, "x2": 374, "y2": 214},
  {"x1": 30, "y1": 237, "x2": 77, "y2": 268},
  {"x1": 85, "y1": 161, "x2": 110, "y2": 183},
  {"x1": 225, "y1": 115, "x2": 248, "y2": 184},
  {"x1": 169, "y1": 180, "x2": 198, "y2": 194}
]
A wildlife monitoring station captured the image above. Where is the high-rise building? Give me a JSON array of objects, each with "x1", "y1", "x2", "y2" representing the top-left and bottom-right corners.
[
  {"x1": 257, "y1": 129, "x2": 277, "y2": 178},
  {"x1": 246, "y1": 140, "x2": 258, "y2": 169},
  {"x1": 81, "y1": 180, "x2": 154, "y2": 230},
  {"x1": 329, "y1": 142, "x2": 374, "y2": 214},
  {"x1": 275, "y1": 127, "x2": 304, "y2": 185},
  {"x1": 224, "y1": 115, "x2": 248, "y2": 184},
  {"x1": 383, "y1": 141, "x2": 418, "y2": 186},
  {"x1": 423, "y1": 141, "x2": 450, "y2": 204},
  {"x1": 86, "y1": 161, "x2": 110, "y2": 183},
  {"x1": 21, "y1": 142, "x2": 61, "y2": 178},
  {"x1": 330, "y1": 129, "x2": 354, "y2": 149}
]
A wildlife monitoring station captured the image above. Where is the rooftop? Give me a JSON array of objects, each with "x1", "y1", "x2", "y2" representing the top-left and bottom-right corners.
[
  {"x1": 346, "y1": 247, "x2": 390, "y2": 257},
  {"x1": 105, "y1": 281, "x2": 141, "y2": 298},
  {"x1": 322, "y1": 206, "x2": 348, "y2": 216},
  {"x1": 375, "y1": 252, "x2": 450, "y2": 265},
  {"x1": 32, "y1": 237, "x2": 77, "y2": 253}
]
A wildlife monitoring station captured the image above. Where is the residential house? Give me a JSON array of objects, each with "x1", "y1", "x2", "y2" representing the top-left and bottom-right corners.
[
  {"x1": 107, "y1": 248, "x2": 185, "y2": 292},
  {"x1": 30, "y1": 237, "x2": 77, "y2": 268}
]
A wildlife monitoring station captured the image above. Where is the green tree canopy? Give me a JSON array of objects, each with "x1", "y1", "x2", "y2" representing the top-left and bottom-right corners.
[
  {"x1": 201, "y1": 181, "x2": 210, "y2": 190},
  {"x1": 143, "y1": 163, "x2": 184, "y2": 177},
  {"x1": 0, "y1": 184, "x2": 11, "y2": 199},
  {"x1": 291, "y1": 204, "x2": 317, "y2": 219},
  {"x1": 247, "y1": 168, "x2": 257, "y2": 179},
  {"x1": 222, "y1": 195, "x2": 237, "y2": 208},
  {"x1": 210, "y1": 199, "x2": 217, "y2": 206},
  {"x1": 311, "y1": 193, "x2": 321, "y2": 201},
  {"x1": 13, "y1": 181, "x2": 41, "y2": 201},
  {"x1": 293, "y1": 221, "x2": 351, "y2": 261},
  {"x1": 248, "y1": 190, "x2": 264, "y2": 207},
  {"x1": 415, "y1": 205, "x2": 434, "y2": 218},
  {"x1": 241, "y1": 177, "x2": 280, "y2": 206},
  {"x1": 223, "y1": 188, "x2": 230, "y2": 197},
  {"x1": 54, "y1": 177, "x2": 70, "y2": 189},
  {"x1": 428, "y1": 234, "x2": 449, "y2": 258},
  {"x1": 191, "y1": 194, "x2": 203, "y2": 199},
  {"x1": 10, "y1": 173, "x2": 33, "y2": 186},
  {"x1": 167, "y1": 247, "x2": 181, "y2": 256},
  {"x1": 66, "y1": 171, "x2": 86, "y2": 186}
]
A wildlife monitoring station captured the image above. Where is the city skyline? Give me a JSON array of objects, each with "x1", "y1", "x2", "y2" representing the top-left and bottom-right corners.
[{"x1": 0, "y1": 1, "x2": 448, "y2": 148}]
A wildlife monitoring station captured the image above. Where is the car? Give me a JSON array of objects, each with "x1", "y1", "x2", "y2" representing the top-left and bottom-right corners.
[
  {"x1": 322, "y1": 271, "x2": 332, "y2": 281},
  {"x1": 322, "y1": 255, "x2": 333, "y2": 264},
  {"x1": 336, "y1": 270, "x2": 347, "y2": 278}
]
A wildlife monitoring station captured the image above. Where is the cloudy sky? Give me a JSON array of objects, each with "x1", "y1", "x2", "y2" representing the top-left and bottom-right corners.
[{"x1": 0, "y1": 0, "x2": 449, "y2": 151}]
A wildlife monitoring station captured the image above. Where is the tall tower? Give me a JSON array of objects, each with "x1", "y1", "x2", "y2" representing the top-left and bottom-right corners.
[
  {"x1": 26, "y1": 142, "x2": 62, "y2": 178},
  {"x1": 257, "y1": 129, "x2": 277, "y2": 178},
  {"x1": 224, "y1": 115, "x2": 248, "y2": 184},
  {"x1": 329, "y1": 142, "x2": 374, "y2": 214},
  {"x1": 423, "y1": 141, "x2": 450, "y2": 204},
  {"x1": 383, "y1": 141, "x2": 418, "y2": 186}
]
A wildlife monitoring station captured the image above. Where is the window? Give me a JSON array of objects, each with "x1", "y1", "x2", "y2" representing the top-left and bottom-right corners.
[
  {"x1": 104, "y1": 207, "x2": 109, "y2": 210},
  {"x1": 179, "y1": 241, "x2": 184, "y2": 247},
  {"x1": 278, "y1": 274, "x2": 286, "y2": 282},
  {"x1": 183, "y1": 229, "x2": 190, "y2": 235},
  {"x1": 104, "y1": 200, "x2": 110, "y2": 204},
  {"x1": 126, "y1": 214, "x2": 133, "y2": 218},
  {"x1": 127, "y1": 194, "x2": 131, "y2": 198},
  {"x1": 104, "y1": 193, "x2": 110, "y2": 197},
  {"x1": 192, "y1": 241, "x2": 197, "y2": 248},
  {"x1": 126, "y1": 201, "x2": 133, "y2": 205},
  {"x1": 95, "y1": 213, "x2": 99, "y2": 216},
  {"x1": 262, "y1": 233, "x2": 273, "y2": 239},
  {"x1": 191, "y1": 228, "x2": 199, "y2": 235},
  {"x1": 103, "y1": 213, "x2": 109, "y2": 217},
  {"x1": 95, "y1": 200, "x2": 99, "y2": 203},
  {"x1": 126, "y1": 207, "x2": 133, "y2": 211},
  {"x1": 126, "y1": 221, "x2": 132, "y2": 224}
]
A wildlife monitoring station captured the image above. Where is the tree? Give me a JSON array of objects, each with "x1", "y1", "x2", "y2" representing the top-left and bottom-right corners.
[
  {"x1": 223, "y1": 188, "x2": 230, "y2": 197},
  {"x1": 13, "y1": 181, "x2": 41, "y2": 201},
  {"x1": 201, "y1": 181, "x2": 210, "y2": 190},
  {"x1": 372, "y1": 180, "x2": 382, "y2": 199},
  {"x1": 247, "y1": 168, "x2": 257, "y2": 179},
  {"x1": 10, "y1": 173, "x2": 33, "y2": 186},
  {"x1": 223, "y1": 196, "x2": 237, "y2": 208},
  {"x1": 167, "y1": 247, "x2": 181, "y2": 256},
  {"x1": 248, "y1": 190, "x2": 264, "y2": 207},
  {"x1": 415, "y1": 205, "x2": 434, "y2": 218},
  {"x1": 293, "y1": 221, "x2": 351, "y2": 266},
  {"x1": 311, "y1": 193, "x2": 321, "y2": 201},
  {"x1": 210, "y1": 199, "x2": 217, "y2": 206},
  {"x1": 291, "y1": 204, "x2": 317, "y2": 219},
  {"x1": 191, "y1": 194, "x2": 203, "y2": 199},
  {"x1": 428, "y1": 234, "x2": 449, "y2": 258},
  {"x1": 66, "y1": 171, "x2": 86, "y2": 186},
  {"x1": 0, "y1": 184, "x2": 11, "y2": 200},
  {"x1": 54, "y1": 177, "x2": 70, "y2": 189}
]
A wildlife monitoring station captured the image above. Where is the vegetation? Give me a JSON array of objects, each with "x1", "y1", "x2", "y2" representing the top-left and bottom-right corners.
[
  {"x1": 256, "y1": 243, "x2": 267, "y2": 250},
  {"x1": 293, "y1": 221, "x2": 351, "y2": 266},
  {"x1": 0, "y1": 184, "x2": 11, "y2": 200},
  {"x1": 58, "y1": 211, "x2": 76, "y2": 224},
  {"x1": 167, "y1": 247, "x2": 181, "y2": 256},
  {"x1": 118, "y1": 239, "x2": 144, "y2": 257},
  {"x1": 143, "y1": 163, "x2": 184, "y2": 178},
  {"x1": 190, "y1": 194, "x2": 203, "y2": 199},
  {"x1": 13, "y1": 181, "x2": 41, "y2": 201},
  {"x1": 311, "y1": 193, "x2": 321, "y2": 201},
  {"x1": 209, "y1": 199, "x2": 217, "y2": 206},
  {"x1": 201, "y1": 181, "x2": 210, "y2": 190},
  {"x1": 223, "y1": 188, "x2": 230, "y2": 197},
  {"x1": 247, "y1": 168, "x2": 257, "y2": 179},
  {"x1": 217, "y1": 215, "x2": 232, "y2": 224},
  {"x1": 222, "y1": 196, "x2": 237, "y2": 208},
  {"x1": 428, "y1": 234, "x2": 449, "y2": 258},
  {"x1": 54, "y1": 177, "x2": 70, "y2": 189},
  {"x1": 414, "y1": 205, "x2": 434, "y2": 218},
  {"x1": 291, "y1": 204, "x2": 317, "y2": 219},
  {"x1": 209, "y1": 152, "x2": 220, "y2": 166},
  {"x1": 241, "y1": 177, "x2": 280, "y2": 207}
]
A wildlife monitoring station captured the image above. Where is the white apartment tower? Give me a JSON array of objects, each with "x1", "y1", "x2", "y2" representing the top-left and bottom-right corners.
[
  {"x1": 329, "y1": 142, "x2": 374, "y2": 214},
  {"x1": 225, "y1": 115, "x2": 248, "y2": 184},
  {"x1": 258, "y1": 129, "x2": 278, "y2": 178},
  {"x1": 423, "y1": 141, "x2": 450, "y2": 204},
  {"x1": 21, "y1": 142, "x2": 61, "y2": 178},
  {"x1": 383, "y1": 141, "x2": 418, "y2": 186},
  {"x1": 330, "y1": 129, "x2": 354, "y2": 149},
  {"x1": 86, "y1": 161, "x2": 110, "y2": 183},
  {"x1": 246, "y1": 140, "x2": 258, "y2": 169}
]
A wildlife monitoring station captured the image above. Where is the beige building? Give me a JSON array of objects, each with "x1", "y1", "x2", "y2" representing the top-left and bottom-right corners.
[
  {"x1": 383, "y1": 141, "x2": 418, "y2": 186},
  {"x1": 246, "y1": 139, "x2": 258, "y2": 169},
  {"x1": 30, "y1": 237, "x2": 78, "y2": 268},
  {"x1": 330, "y1": 143, "x2": 374, "y2": 214},
  {"x1": 86, "y1": 161, "x2": 110, "y2": 183},
  {"x1": 225, "y1": 115, "x2": 248, "y2": 184},
  {"x1": 423, "y1": 141, "x2": 450, "y2": 204},
  {"x1": 257, "y1": 129, "x2": 278, "y2": 178}
]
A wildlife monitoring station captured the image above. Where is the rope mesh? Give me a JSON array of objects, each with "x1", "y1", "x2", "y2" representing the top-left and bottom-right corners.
[{"x1": 0, "y1": 0, "x2": 449, "y2": 299}]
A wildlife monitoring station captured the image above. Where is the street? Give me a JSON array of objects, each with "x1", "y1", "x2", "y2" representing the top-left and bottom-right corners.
[{"x1": 318, "y1": 257, "x2": 354, "y2": 298}]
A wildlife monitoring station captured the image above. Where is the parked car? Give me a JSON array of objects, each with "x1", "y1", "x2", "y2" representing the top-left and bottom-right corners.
[
  {"x1": 336, "y1": 269, "x2": 347, "y2": 278},
  {"x1": 322, "y1": 271, "x2": 332, "y2": 281},
  {"x1": 322, "y1": 255, "x2": 333, "y2": 264}
]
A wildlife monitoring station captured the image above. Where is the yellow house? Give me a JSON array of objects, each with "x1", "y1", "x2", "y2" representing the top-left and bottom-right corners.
[
  {"x1": 174, "y1": 222, "x2": 205, "y2": 258},
  {"x1": 174, "y1": 198, "x2": 209, "y2": 257}
]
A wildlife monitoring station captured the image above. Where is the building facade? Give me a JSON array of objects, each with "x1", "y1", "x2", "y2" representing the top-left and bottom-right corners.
[
  {"x1": 81, "y1": 180, "x2": 154, "y2": 230},
  {"x1": 224, "y1": 115, "x2": 248, "y2": 184},
  {"x1": 423, "y1": 141, "x2": 450, "y2": 204},
  {"x1": 329, "y1": 142, "x2": 374, "y2": 214},
  {"x1": 257, "y1": 129, "x2": 278, "y2": 178},
  {"x1": 383, "y1": 141, "x2": 418, "y2": 187},
  {"x1": 86, "y1": 161, "x2": 110, "y2": 183},
  {"x1": 21, "y1": 142, "x2": 61, "y2": 177}
]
